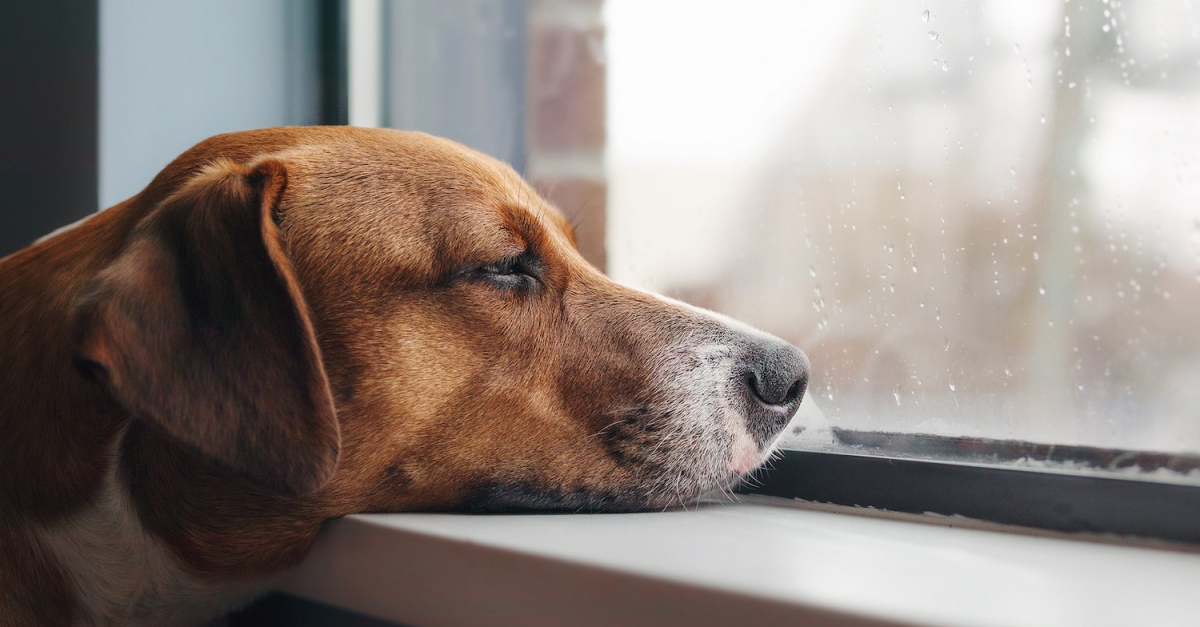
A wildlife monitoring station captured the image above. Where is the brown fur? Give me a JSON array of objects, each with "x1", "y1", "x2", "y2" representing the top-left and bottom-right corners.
[{"x1": 0, "y1": 127, "x2": 807, "y2": 625}]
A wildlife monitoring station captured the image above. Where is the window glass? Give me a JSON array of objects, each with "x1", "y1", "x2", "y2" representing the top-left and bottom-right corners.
[{"x1": 606, "y1": 0, "x2": 1200, "y2": 460}]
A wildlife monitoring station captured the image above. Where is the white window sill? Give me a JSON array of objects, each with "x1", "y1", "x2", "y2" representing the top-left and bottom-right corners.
[{"x1": 277, "y1": 498, "x2": 1200, "y2": 627}]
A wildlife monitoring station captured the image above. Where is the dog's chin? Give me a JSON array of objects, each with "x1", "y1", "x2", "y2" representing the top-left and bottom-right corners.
[{"x1": 458, "y1": 452, "x2": 771, "y2": 514}]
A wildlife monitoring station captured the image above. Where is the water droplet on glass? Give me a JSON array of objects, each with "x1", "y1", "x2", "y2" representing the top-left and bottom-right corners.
[
  {"x1": 943, "y1": 338, "x2": 950, "y2": 351},
  {"x1": 922, "y1": 9, "x2": 931, "y2": 22},
  {"x1": 949, "y1": 379, "x2": 957, "y2": 392},
  {"x1": 894, "y1": 389, "x2": 902, "y2": 406},
  {"x1": 1040, "y1": 115, "x2": 1046, "y2": 124},
  {"x1": 1004, "y1": 368, "x2": 1012, "y2": 377},
  {"x1": 912, "y1": 264, "x2": 918, "y2": 273},
  {"x1": 1102, "y1": 23, "x2": 1111, "y2": 32},
  {"x1": 1033, "y1": 251, "x2": 1040, "y2": 260},
  {"x1": 1039, "y1": 285, "x2": 1046, "y2": 295},
  {"x1": 809, "y1": 266, "x2": 817, "y2": 278},
  {"x1": 928, "y1": 31, "x2": 939, "y2": 42},
  {"x1": 941, "y1": 61, "x2": 948, "y2": 72}
]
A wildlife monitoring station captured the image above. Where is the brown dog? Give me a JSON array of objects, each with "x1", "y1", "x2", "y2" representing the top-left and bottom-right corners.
[{"x1": 0, "y1": 127, "x2": 808, "y2": 626}]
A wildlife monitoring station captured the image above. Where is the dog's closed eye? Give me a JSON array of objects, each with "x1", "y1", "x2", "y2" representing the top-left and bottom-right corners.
[{"x1": 473, "y1": 255, "x2": 540, "y2": 290}]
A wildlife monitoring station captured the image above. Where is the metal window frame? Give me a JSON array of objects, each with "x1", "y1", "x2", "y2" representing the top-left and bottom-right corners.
[{"x1": 740, "y1": 432, "x2": 1200, "y2": 545}]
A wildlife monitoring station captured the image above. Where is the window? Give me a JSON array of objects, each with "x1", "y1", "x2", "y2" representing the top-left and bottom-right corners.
[
  {"x1": 608, "y1": 0, "x2": 1200, "y2": 477},
  {"x1": 10, "y1": 0, "x2": 1195, "y2": 546}
]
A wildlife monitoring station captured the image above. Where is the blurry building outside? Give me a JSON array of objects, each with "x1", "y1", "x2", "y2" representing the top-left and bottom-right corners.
[{"x1": 607, "y1": 0, "x2": 1200, "y2": 456}]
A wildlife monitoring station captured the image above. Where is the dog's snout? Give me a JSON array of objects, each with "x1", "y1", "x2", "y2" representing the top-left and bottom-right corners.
[{"x1": 743, "y1": 341, "x2": 809, "y2": 411}]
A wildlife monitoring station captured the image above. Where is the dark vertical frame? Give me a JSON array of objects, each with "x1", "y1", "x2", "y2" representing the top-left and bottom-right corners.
[
  {"x1": 0, "y1": 0, "x2": 98, "y2": 257},
  {"x1": 319, "y1": 0, "x2": 350, "y2": 126}
]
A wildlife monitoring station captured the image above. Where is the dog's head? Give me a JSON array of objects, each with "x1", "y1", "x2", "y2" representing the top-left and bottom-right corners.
[{"x1": 76, "y1": 127, "x2": 808, "y2": 513}]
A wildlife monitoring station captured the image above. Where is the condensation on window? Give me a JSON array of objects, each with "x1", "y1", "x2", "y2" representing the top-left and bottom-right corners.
[{"x1": 606, "y1": 0, "x2": 1200, "y2": 458}]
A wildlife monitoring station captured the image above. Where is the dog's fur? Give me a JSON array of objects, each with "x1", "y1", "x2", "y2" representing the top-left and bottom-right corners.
[{"x1": 0, "y1": 127, "x2": 808, "y2": 626}]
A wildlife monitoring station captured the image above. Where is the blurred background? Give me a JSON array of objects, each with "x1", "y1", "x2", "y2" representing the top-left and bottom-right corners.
[
  {"x1": 606, "y1": 0, "x2": 1200, "y2": 455},
  {"x1": 3, "y1": 0, "x2": 1200, "y2": 457}
]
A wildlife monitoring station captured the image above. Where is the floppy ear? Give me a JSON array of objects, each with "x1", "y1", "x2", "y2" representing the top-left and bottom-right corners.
[{"x1": 76, "y1": 158, "x2": 339, "y2": 496}]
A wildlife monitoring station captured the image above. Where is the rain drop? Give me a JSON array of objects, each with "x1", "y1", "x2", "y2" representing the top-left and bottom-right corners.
[
  {"x1": 928, "y1": 31, "x2": 939, "y2": 42},
  {"x1": 809, "y1": 266, "x2": 817, "y2": 278},
  {"x1": 922, "y1": 9, "x2": 931, "y2": 22},
  {"x1": 1039, "y1": 285, "x2": 1046, "y2": 295}
]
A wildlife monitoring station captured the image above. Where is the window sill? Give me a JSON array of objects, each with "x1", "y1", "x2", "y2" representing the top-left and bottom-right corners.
[{"x1": 276, "y1": 498, "x2": 1200, "y2": 627}]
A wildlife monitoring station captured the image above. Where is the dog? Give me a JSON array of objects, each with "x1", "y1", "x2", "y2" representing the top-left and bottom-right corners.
[{"x1": 0, "y1": 126, "x2": 809, "y2": 626}]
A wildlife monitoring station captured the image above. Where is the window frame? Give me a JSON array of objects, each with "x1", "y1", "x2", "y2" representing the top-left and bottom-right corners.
[{"x1": 740, "y1": 434, "x2": 1200, "y2": 545}]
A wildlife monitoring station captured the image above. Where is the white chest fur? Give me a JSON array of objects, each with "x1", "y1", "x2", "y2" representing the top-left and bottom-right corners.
[{"x1": 36, "y1": 448, "x2": 271, "y2": 626}]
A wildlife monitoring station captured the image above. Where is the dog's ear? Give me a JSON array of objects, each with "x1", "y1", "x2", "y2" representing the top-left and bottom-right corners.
[{"x1": 76, "y1": 158, "x2": 339, "y2": 496}]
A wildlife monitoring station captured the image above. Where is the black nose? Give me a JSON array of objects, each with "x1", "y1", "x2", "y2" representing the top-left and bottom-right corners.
[
  {"x1": 741, "y1": 340, "x2": 808, "y2": 447},
  {"x1": 745, "y1": 342, "x2": 809, "y2": 409}
]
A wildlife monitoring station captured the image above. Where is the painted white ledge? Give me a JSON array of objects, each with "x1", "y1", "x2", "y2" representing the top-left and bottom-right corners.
[{"x1": 278, "y1": 499, "x2": 1200, "y2": 627}]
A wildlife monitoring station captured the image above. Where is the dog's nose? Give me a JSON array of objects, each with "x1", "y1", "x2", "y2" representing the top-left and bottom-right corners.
[
  {"x1": 739, "y1": 341, "x2": 809, "y2": 447},
  {"x1": 745, "y1": 341, "x2": 809, "y2": 410}
]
